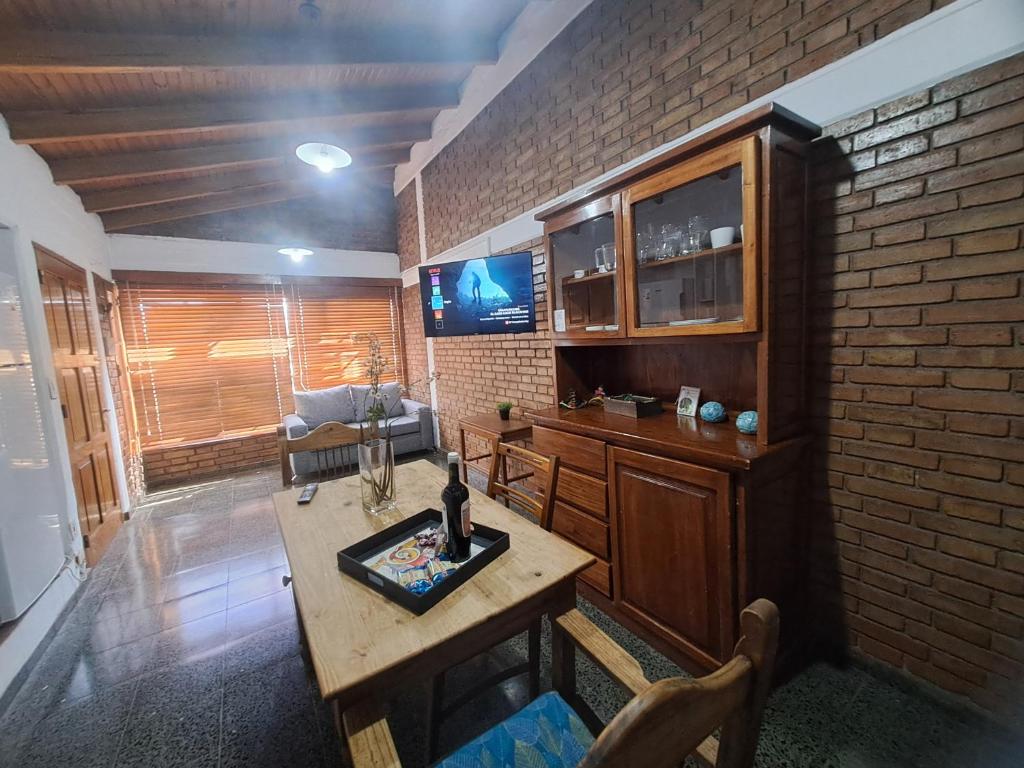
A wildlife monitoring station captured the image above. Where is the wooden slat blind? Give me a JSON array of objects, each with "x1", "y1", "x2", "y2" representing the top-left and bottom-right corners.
[
  {"x1": 120, "y1": 278, "x2": 405, "y2": 449},
  {"x1": 121, "y1": 282, "x2": 291, "y2": 447},
  {"x1": 287, "y1": 283, "x2": 405, "y2": 392}
]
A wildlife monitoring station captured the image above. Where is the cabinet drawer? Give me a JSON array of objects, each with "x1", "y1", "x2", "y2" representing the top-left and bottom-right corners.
[
  {"x1": 552, "y1": 501, "x2": 609, "y2": 559},
  {"x1": 579, "y1": 559, "x2": 612, "y2": 597},
  {"x1": 556, "y1": 467, "x2": 607, "y2": 519},
  {"x1": 533, "y1": 425, "x2": 606, "y2": 478}
]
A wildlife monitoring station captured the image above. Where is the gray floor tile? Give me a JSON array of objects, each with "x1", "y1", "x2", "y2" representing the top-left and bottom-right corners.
[
  {"x1": 116, "y1": 688, "x2": 221, "y2": 768},
  {"x1": 225, "y1": 588, "x2": 296, "y2": 641},
  {"x1": 9, "y1": 678, "x2": 137, "y2": 768},
  {"x1": 159, "y1": 585, "x2": 228, "y2": 630},
  {"x1": 224, "y1": 616, "x2": 301, "y2": 680},
  {"x1": 226, "y1": 565, "x2": 289, "y2": 608},
  {"x1": 146, "y1": 612, "x2": 228, "y2": 672},
  {"x1": 162, "y1": 560, "x2": 231, "y2": 601},
  {"x1": 226, "y1": 544, "x2": 287, "y2": 580}
]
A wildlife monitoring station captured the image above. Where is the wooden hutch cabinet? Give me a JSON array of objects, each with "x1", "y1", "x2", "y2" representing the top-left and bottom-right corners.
[{"x1": 528, "y1": 104, "x2": 820, "y2": 673}]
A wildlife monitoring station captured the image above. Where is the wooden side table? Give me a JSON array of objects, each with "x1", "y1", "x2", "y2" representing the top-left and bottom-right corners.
[{"x1": 457, "y1": 412, "x2": 533, "y2": 486}]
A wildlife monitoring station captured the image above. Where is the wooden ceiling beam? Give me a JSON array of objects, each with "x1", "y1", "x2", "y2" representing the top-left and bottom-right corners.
[
  {"x1": 100, "y1": 183, "x2": 316, "y2": 231},
  {"x1": 0, "y1": 30, "x2": 499, "y2": 72},
  {"x1": 7, "y1": 86, "x2": 458, "y2": 144},
  {"x1": 79, "y1": 147, "x2": 410, "y2": 212},
  {"x1": 80, "y1": 168, "x2": 290, "y2": 213},
  {"x1": 49, "y1": 128, "x2": 425, "y2": 184}
]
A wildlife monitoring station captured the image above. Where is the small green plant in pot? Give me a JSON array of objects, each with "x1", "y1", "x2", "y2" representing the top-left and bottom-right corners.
[{"x1": 496, "y1": 401, "x2": 514, "y2": 421}]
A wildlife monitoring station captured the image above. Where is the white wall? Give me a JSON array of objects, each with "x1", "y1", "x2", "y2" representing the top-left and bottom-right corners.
[
  {"x1": 109, "y1": 233, "x2": 400, "y2": 279},
  {"x1": 0, "y1": 115, "x2": 116, "y2": 697}
]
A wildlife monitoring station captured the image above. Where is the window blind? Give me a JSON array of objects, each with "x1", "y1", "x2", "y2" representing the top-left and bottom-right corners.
[
  {"x1": 119, "y1": 278, "x2": 405, "y2": 449},
  {"x1": 120, "y1": 282, "x2": 291, "y2": 447},
  {"x1": 286, "y1": 283, "x2": 405, "y2": 391}
]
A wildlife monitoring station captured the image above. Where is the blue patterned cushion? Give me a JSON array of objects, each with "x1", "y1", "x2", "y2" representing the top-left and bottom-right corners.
[{"x1": 435, "y1": 691, "x2": 594, "y2": 768}]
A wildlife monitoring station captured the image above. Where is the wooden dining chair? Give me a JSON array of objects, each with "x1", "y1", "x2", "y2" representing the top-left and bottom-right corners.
[
  {"x1": 348, "y1": 599, "x2": 780, "y2": 768},
  {"x1": 426, "y1": 441, "x2": 561, "y2": 761},
  {"x1": 277, "y1": 420, "x2": 362, "y2": 487},
  {"x1": 485, "y1": 440, "x2": 561, "y2": 529}
]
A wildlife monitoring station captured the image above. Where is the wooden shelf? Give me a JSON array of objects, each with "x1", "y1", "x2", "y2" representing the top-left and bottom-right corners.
[
  {"x1": 637, "y1": 241, "x2": 742, "y2": 270},
  {"x1": 562, "y1": 269, "x2": 616, "y2": 286}
]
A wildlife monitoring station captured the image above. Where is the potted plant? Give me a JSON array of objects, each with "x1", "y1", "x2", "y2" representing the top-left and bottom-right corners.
[
  {"x1": 351, "y1": 333, "x2": 397, "y2": 515},
  {"x1": 496, "y1": 401, "x2": 514, "y2": 421}
]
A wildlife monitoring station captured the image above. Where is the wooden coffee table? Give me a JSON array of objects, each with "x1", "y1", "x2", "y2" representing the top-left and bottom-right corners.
[
  {"x1": 272, "y1": 460, "x2": 594, "y2": 765},
  {"x1": 457, "y1": 412, "x2": 533, "y2": 484}
]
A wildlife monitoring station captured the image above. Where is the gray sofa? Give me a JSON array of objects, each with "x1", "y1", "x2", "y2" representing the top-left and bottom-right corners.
[{"x1": 283, "y1": 382, "x2": 433, "y2": 478}]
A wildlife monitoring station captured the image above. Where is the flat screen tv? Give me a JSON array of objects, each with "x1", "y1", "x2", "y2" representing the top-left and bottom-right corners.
[{"x1": 419, "y1": 251, "x2": 536, "y2": 338}]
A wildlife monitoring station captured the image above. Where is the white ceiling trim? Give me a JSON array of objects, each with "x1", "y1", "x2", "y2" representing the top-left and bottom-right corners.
[
  {"x1": 400, "y1": 0, "x2": 1024, "y2": 288},
  {"x1": 392, "y1": 0, "x2": 596, "y2": 195}
]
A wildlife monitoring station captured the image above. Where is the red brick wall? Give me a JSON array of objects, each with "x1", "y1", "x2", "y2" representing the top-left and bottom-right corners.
[
  {"x1": 397, "y1": 184, "x2": 421, "y2": 272},
  {"x1": 807, "y1": 54, "x2": 1024, "y2": 721},
  {"x1": 401, "y1": 49, "x2": 1024, "y2": 722},
  {"x1": 431, "y1": 240, "x2": 554, "y2": 452},
  {"x1": 420, "y1": 0, "x2": 941, "y2": 255},
  {"x1": 402, "y1": 285, "x2": 431, "y2": 405},
  {"x1": 143, "y1": 432, "x2": 279, "y2": 487}
]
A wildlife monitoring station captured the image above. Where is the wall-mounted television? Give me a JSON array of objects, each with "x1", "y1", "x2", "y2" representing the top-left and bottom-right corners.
[{"x1": 418, "y1": 251, "x2": 536, "y2": 338}]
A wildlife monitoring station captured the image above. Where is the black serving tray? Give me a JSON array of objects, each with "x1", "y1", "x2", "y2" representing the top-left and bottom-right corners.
[{"x1": 337, "y1": 508, "x2": 510, "y2": 615}]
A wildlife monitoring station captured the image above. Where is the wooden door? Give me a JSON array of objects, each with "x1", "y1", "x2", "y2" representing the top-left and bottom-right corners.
[
  {"x1": 609, "y1": 446, "x2": 734, "y2": 668},
  {"x1": 36, "y1": 247, "x2": 121, "y2": 566}
]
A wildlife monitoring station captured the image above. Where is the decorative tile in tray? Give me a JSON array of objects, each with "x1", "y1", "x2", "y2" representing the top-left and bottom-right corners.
[{"x1": 337, "y1": 508, "x2": 510, "y2": 614}]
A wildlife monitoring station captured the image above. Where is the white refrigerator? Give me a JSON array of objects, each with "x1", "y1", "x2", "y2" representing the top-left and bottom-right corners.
[{"x1": 0, "y1": 244, "x2": 66, "y2": 622}]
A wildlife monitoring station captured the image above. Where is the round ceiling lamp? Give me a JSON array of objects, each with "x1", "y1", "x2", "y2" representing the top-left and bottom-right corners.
[
  {"x1": 278, "y1": 247, "x2": 314, "y2": 263},
  {"x1": 295, "y1": 142, "x2": 352, "y2": 174}
]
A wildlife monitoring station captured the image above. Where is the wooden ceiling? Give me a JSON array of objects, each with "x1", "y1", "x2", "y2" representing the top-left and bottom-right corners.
[{"x1": 0, "y1": 0, "x2": 530, "y2": 232}]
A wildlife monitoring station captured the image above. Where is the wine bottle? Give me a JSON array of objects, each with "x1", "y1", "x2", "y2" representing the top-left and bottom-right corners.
[{"x1": 441, "y1": 452, "x2": 471, "y2": 562}]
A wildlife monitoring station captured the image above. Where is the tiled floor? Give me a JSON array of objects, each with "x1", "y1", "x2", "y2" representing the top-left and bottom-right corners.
[{"x1": 1, "y1": 456, "x2": 1021, "y2": 768}]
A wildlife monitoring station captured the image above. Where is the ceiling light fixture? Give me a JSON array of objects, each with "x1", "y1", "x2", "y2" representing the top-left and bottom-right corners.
[
  {"x1": 278, "y1": 247, "x2": 314, "y2": 263},
  {"x1": 295, "y1": 142, "x2": 352, "y2": 174}
]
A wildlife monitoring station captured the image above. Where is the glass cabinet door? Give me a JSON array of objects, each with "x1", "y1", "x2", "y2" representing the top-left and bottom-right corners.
[
  {"x1": 623, "y1": 137, "x2": 759, "y2": 336},
  {"x1": 546, "y1": 196, "x2": 624, "y2": 338}
]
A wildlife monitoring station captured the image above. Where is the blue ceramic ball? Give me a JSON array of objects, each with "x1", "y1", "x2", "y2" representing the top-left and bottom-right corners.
[
  {"x1": 699, "y1": 401, "x2": 726, "y2": 423},
  {"x1": 736, "y1": 410, "x2": 758, "y2": 434}
]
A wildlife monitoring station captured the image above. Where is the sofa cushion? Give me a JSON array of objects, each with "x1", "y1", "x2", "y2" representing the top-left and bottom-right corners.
[
  {"x1": 351, "y1": 382, "x2": 403, "y2": 422},
  {"x1": 293, "y1": 384, "x2": 355, "y2": 427},
  {"x1": 351, "y1": 415, "x2": 420, "y2": 438},
  {"x1": 379, "y1": 382, "x2": 403, "y2": 418}
]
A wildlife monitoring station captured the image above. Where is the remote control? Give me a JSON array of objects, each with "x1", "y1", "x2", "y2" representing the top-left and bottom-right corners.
[{"x1": 297, "y1": 483, "x2": 318, "y2": 504}]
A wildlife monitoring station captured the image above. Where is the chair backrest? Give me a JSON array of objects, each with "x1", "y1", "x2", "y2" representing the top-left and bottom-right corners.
[
  {"x1": 277, "y1": 421, "x2": 362, "y2": 486},
  {"x1": 580, "y1": 599, "x2": 779, "y2": 768},
  {"x1": 485, "y1": 441, "x2": 560, "y2": 530}
]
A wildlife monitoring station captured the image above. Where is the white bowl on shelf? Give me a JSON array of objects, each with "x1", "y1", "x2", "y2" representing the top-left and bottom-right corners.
[{"x1": 710, "y1": 227, "x2": 735, "y2": 248}]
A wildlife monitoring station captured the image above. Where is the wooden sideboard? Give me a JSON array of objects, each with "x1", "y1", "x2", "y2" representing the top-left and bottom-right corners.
[
  {"x1": 527, "y1": 104, "x2": 819, "y2": 674},
  {"x1": 531, "y1": 407, "x2": 807, "y2": 672}
]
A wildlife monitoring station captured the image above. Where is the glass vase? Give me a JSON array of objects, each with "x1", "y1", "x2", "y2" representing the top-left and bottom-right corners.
[{"x1": 358, "y1": 438, "x2": 396, "y2": 515}]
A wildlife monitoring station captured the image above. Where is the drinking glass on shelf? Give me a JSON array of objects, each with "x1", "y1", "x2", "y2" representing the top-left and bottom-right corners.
[
  {"x1": 601, "y1": 242, "x2": 616, "y2": 271},
  {"x1": 688, "y1": 215, "x2": 709, "y2": 251},
  {"x1": 636, "y1": 226, "x2": 652, "y2": 264},
  {"x1": 594, "y1": 246, "x2": 606, "y2": 272}
]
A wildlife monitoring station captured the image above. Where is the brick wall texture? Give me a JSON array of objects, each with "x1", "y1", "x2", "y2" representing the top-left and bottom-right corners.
[
  {"x1": 430, "y1": 240, "x2": 555, "y2": 454},
  {"x1": 143, "y1": 432, "x2": 279, "y2": 487},
  {"x1": 402, "y1": 285, "x2": 431, "y2": 406},
  {"x1": 420, "y1": 0, "x2": 946, "y2": 255},
  {"x1": 398, "y1": 0, "x2": 1024, "y2": 721},
  {"x1": 806, "y1": 54, "x2": 1024, "y2": 721},
  {"x1": 397, "y1": 184, "x2": 421, "y2": 272}
]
